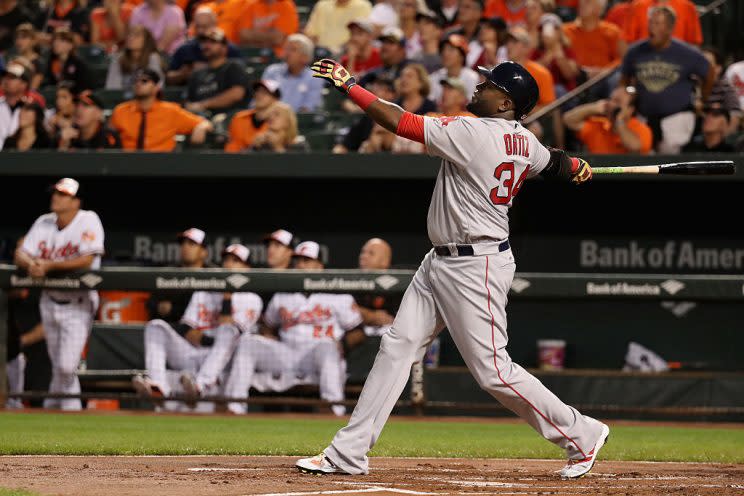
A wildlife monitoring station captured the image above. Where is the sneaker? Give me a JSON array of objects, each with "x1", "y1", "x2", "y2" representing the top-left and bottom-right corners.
[
  {"x1": 558, "y1": 423, "x2": 610, "y2": 479},
  {"x1": 132, "y1": 374, "x2": 164, "y2": 404},
  {"x1": 296, "y1": 452, "x2": 342, "y2": 475},
  {"x1": 180, "y1": 373, "x2": 201, "y2": 407}
]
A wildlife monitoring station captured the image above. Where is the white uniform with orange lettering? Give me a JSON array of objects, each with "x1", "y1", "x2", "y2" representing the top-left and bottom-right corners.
[
  {"x1": 324, "y1": 116, "x2": 605, "y2": 473},
  {"x1": 224, "y1": 293, "x2": 363, "y2": 414},
  {"x1": 144, "y1": 291, "x2": 262, "y2": 396},
  {"x1": 20, "y1": 210, "x2": 104, "y2": 411}
]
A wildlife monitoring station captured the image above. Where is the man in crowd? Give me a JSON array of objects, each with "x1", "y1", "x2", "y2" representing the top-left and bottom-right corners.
[
  {"x1": 428, "y1": 34, "x2": 479, "y2": 104},
  {"x1": 304, "y1": 0, "x2": 372, "y2": 54},
  {"x1": 447, "y1": 0, "x2": 485, "y2": 67},
  {"x1": 185, "y1": 28, "x2": 250, "y2": 114},
  {"x1": 436, "y1": 78, "x2": 476, "y2": 116},
  {"x1": 564, "y1": 85, "x2": 652, "y2": 154},
  {"x1": 0, "y1": 61, "x2": 28, "y2": 150},
  {"x1": 334, "y1": 75, "x2": 396, "y2": 153},
  {"x1": 563, "y1": 0, "x2": 626, "y2": 79},
  {"x1": 620, "y1": 6, "x2": 714, "y2": 153},
  {"x1": 505, "y1": 26, "x2": 555, "y2": 113},
  {"x1": 224, "y1": 79, "x2": 281, "y2": 151},
  {"x1": 359, "y1": 27, "x2": 409, "y2": 87},
  {"x1": 701, "y1": 47, "x2": 741, "y2": 135},
  {"x1": 223, "y1": 241, "x2": 364, "y2": 415},
  {"x1": 238, "y1": 0, "x2": 299, "y2": 56},
  {"x1": 135, "y1": 244, "x2": 263, "y2": 407},
  {"x1": 58, "y1": 90, "x2": 121, "y2": 150},
  {"x1": 167, "y1": 7, "x2": 240, "y2": 86},
  {"x1": 683, "y1": 104, "x2": 735, "y2": 153},
  {"x1": 0, "y1": 0, "x2": 33, "y2": 52},
  {"x1": 14, "y1": 178, "x2": 104, "y2": 411},
  {"x1": 623, "y1": 0, "x2": 701, "y2": 46},
  {"x1": 111, "y1": 68, "x2": 212, "y2": 151},
  {"x1": 195, "y1": 0, "x2": 245, "y2": 44},
  {"x1": 340, "y1": 20, "x2": 382, "y2": 77},
  {"x1": 263, "y1": 228, "x2": 297, "y2": 269},
  {"x1": 146, "y1": 228, "x2": 211, "y2": 325},
  {"x1": 411, "y1": 11, "x2": 444, "y2": 73},
  {"x1": 263, "y1": 34, "x2": 325, "y2": 112}
]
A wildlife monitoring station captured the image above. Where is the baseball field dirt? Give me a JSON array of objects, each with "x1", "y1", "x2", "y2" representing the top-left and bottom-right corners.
[{"x1": 2, "y1": 455, "x2": 744, "y2": 495}]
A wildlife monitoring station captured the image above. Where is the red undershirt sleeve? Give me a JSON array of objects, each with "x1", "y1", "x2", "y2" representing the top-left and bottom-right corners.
[{"x1": 395, "y1": 112, "x2": 425, "y2": 144}]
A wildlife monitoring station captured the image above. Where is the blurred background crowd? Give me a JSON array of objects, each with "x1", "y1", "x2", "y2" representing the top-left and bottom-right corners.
[{"x1": 0, "y1": 0, "x2": 742, "y2": 155}]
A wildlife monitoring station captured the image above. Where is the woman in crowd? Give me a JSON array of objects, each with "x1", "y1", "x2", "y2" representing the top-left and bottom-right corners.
[
  {"x1": 252, "y1": 102, "x2": 308, "y2": 152},
  {"x1": 106, "y1": 26, "x2": 164, "y2": 92},
  {"x1": 90, "y1": 0, "x2": 135, "y2": 52},
  {"x1": 12, "y1": 24, "x2": 45, "y2": 89},
  {"x1": 129, "y1": 0, "x2": 187, "y2": 54},
  {"x1": 43, "y1": 27, "x2": 92, "y2": 91},
  {"x1": 3, "y1": 100, "x2": 53, "y2": 151},
  {"x1": 531, "y1": 14, "x2": 579, "y2": 94},
  {"x1": 395, "y1": 63, "x2": 437, "y2": 116},
  {"x1": 398, "y1": 0, "x2": 424, "y2": 59},
  {"x1": 45, "y1": 81, "x2": 76, "y2": 137}
]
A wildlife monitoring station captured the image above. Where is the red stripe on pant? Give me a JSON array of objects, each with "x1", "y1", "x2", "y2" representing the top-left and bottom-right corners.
[{"x1": 484, "y1": 256, "x2": 587, "y2": 458}]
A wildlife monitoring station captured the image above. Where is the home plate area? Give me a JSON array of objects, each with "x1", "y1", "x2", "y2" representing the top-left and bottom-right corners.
[{"x1": 2, "y1": 456, "x2": 743, "y2": 495}]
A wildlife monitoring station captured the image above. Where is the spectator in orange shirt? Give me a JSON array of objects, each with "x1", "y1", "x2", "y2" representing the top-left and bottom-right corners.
[
  {"x1": 531, "y1": 14, "x2": 580, "y2": 93},
  {"x1": 90, "y1": 0, "x2": 133, "y2": 52},
  {"x1": 224, "y1": 79, "x2": 280, "y2": 152},
  {"x1": 506, "y1": 27, "x2": 556, "y2": 109},
  {"x1": 196, "y1": 0, "x2": 245, "y2": 43},
  {"x1": 506, "y1": 26, "x2": 557, "y2": 141},
  {"x1": 110, "y1": 68, "x2": 213, "y2": 151},
  {"x1": 238, "y1": 0, "x2": 299, "y2": 56},
  {"x1": 564, "y1": 85, "x2": 653, "y2": 153},
  {"x1": 484, "y1": 0, "x2": 527, "y2": 26},
  {"x1": 341, "y1": 20, "x2": 382, "y2": 77},
  {"x1": 604, "y1": 0, "x2": 630, "y2": 28},
  {"x1": 564, "y1": 0, "x2": 626, "y2": 78},
  {"x1": 623, "y1": 0, "x2": 701, "y2": 46}
]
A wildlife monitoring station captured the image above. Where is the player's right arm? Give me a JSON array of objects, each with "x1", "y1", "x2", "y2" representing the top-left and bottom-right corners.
[{"x1": 311, "y1": 59, "x2": 420, "y2": 140}]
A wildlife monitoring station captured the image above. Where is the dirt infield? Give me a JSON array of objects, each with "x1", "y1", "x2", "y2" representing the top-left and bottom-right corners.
[{"x1": 2, "y1": 455, "x2": 743, "y2": 495}]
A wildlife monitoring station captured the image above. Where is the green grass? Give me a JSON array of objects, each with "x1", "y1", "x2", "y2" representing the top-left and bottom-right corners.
[
  {"x1": 0, "y1": 489, "x2": 41, "y2": 496},
  {"x1": 0, "y1": 413, "x2": 742, "y2": 463}
]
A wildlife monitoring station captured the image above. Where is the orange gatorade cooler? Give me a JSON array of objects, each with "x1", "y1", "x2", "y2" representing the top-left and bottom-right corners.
[{"x1": 98, "y1": 291, "x2": 151, "y2": 323}]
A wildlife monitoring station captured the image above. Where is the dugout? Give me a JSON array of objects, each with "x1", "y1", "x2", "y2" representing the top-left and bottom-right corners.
[{"x1": 1, "y1": 152, "x2": 743, "y2": 420}]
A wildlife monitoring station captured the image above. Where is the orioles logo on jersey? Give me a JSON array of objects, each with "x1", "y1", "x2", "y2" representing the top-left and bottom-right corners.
[
  {"x1": 37, "y1": 241, "x2": 80, "y2": 260},
  {"x1": 278, "y1": 305, "x2": 333, "y2": 327},
  {"x1": 197, "y1": 303, "x2": 217, "y2": 327}
]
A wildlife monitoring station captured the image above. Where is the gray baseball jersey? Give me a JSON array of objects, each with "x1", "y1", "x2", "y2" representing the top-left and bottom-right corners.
[
  {"x1": 425, "y1": 115, "x2": 550, "y2": 245},
  {"x1": 323, "y1": 115, "x2": 604, "y2": 475}
]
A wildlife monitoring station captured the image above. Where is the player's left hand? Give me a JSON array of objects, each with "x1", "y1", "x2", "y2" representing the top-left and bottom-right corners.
[
  {"x1": 570, "y1": 157, "x2": 592, "y2": 185},
  {"x1": 311, "y1": 59, "x2": 357, "y2": 94}
]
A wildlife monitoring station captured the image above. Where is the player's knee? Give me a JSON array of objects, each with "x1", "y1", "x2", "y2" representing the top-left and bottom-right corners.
[
  {"x1": 380, "y1": 330, "x2": 419, "y2": 358},
  {"x1": 56, "y1": 361, "x2": 79, "y2": 378},
  {"x1": 144, "y1": 319, "x2": 168, "y2": 337},
  {"x1": 312, "y1": 341, "x2": 340, "y2": 363}
]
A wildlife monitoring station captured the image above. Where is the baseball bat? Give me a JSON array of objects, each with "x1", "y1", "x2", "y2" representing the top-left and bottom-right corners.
[{"x1": 592, "y1": 161, "x2": 735, "y2": 175}]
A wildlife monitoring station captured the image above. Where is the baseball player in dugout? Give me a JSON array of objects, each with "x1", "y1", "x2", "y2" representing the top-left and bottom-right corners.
[
  {"x1": 355, "y1": 238, "x2": 398, "y2": 338},
  {"x1": 223, "y1": 241, "x2": 363, "y2": 416},
  {"x1": 296, "y1": 59, "x2": 605, "y2": 479},
  {"x1": 146, "y1": 227, "x2": 211, "y2": 326},
  {"x1": 263, "y1": 228, "x2": 297, "y2": 269},
  {"x1": 14, "y1": 178, "x2": 105, "y2": 411},
  {"x1": 133, "y1": 243, "x2": 262, "y2": 408}
]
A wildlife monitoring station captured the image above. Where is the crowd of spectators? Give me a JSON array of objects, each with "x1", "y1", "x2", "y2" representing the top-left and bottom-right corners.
[{"x1": 1, "y1": 0, "x2": 743, "y2": 155}]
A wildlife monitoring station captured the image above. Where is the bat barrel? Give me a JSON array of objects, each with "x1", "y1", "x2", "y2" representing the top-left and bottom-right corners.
[{"x1": 659, "y1": 161, "x2": 736, "y2": 175}]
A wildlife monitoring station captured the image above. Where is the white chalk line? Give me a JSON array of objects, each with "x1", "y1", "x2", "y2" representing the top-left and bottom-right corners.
[
  {"x1": 242, "y1": 488, "x2": 438, "y2": 496},
  {"x1": 188, "y1": 467, "x2": 264, "y2": 472}
]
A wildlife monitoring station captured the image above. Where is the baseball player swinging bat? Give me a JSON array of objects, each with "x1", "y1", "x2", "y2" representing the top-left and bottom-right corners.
[
  {"x1": 593, "y1": 160, "x2": 736, "y2": 175},
  {"x1": 296, "y1": 59, "x2": 607, "y2": 479}
]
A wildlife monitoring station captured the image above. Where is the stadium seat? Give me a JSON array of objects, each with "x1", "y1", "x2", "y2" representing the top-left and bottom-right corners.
[
  {"x1": 303, "y1": 130, "x2": 337, "y2": 151},
  {"x1": 94, "y1": 89, "x2": 126, "y2": 109},
  {"x1": 296, "y1": 112, "x2": 327, "y2": 133},
  {"x1": 161, "y1": 86, "x2": 186, "y2": 103},
  {"x1": 237, "y1": 46, "x2": 276, "y2": 64}
]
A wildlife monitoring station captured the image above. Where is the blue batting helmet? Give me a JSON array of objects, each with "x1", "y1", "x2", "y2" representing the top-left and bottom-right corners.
[{"x1": 477, "y1": 61, "x2": 539, "y2": 120}]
